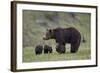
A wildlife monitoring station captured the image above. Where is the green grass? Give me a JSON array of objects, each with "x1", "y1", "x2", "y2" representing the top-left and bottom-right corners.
[{"x1": 23, "y1": 43, "x2": 91, "y2": 62}]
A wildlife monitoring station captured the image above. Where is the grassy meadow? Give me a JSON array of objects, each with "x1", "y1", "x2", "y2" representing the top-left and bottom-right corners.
[{"x1": 22, "y1": 10, "x2": 91, "y2": 62}]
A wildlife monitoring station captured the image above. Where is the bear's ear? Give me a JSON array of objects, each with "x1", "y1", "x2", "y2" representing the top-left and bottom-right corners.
[
  {"x1": 49, "y1": 29, "x2": 54, "y2": 34},
  {"x1": 46, "y1": 29, "x2": 53, "y2": 33}
]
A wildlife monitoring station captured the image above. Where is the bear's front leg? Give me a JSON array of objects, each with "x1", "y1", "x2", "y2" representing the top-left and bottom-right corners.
[{"x1": 56, "y1": 44, "x2": 66, "y2": 54}]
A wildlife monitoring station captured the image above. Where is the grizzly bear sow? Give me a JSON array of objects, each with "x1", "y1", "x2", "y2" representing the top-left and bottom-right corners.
[{"x1": 43, "y1": 27, "x2": 81, "y2": 53}]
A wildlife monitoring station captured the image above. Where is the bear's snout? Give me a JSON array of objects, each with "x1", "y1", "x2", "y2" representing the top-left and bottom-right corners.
[
  {"x1": 43, "y1": 37, "x2": 49, "y2": 40},
  {"x1": 43, "y1": 36, "x2": 47, "y2": 40}
]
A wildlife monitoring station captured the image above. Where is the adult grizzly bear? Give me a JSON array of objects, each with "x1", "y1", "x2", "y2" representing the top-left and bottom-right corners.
[{"x1": 43, "y1": 27, "x2": 81, "y2": 53}]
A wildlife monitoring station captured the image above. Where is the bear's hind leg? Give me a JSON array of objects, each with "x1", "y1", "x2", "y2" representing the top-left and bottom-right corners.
[
  {"x1": 71, "y1": 40, "x2": 80, "y2": 53},
  {"x1": 71, "y1": 44, "x2": 78, "y2": 53}
]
